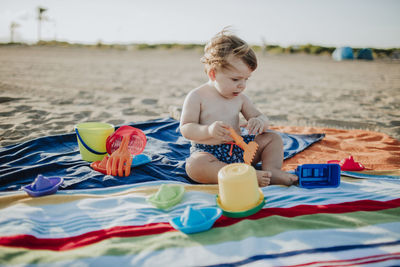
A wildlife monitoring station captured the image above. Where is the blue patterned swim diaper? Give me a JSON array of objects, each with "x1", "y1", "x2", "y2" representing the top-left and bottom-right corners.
[{"x1": 190, "y1": 135, "x2": 256, "y2": 164}]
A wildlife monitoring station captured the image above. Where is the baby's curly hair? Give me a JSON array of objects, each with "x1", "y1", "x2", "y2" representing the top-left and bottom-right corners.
[{"x1": 201, "y1": 29, "x2": 257, "y2": 73}]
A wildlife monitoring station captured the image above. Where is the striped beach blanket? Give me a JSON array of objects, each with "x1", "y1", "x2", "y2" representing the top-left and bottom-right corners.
[{"x1": 1, "y1": 174, "x2": 400, "y2": 266}]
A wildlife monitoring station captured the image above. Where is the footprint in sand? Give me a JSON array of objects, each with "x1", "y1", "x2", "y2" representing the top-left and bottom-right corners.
[
  {"x1": 0, "y1": 97, "x2": 26, "y2": 104},
  {"x1": 119, "y1": 97, "x2": 135, "y2": 104},
  {"x1": 0, "y1": 124, "x2": 13, "y2": 130},
  {"x1": 51, "y1": 99, "x2": 74, "y2": 105},
  {"x1": 74, "y1": 111, "x2": 93, "y2": 120},
  {"x1": 122, "y1": 108, "x2": 136, "y2": 116},
  {"x1": 13, "y1": 105, "x2": 32, "y2": 113},
  {"x1": 27, "y1": 110, "x2": 50, "y2": 120},
  {"x1": 141, "y1": 98, "x2": 158, "y2": 105}
]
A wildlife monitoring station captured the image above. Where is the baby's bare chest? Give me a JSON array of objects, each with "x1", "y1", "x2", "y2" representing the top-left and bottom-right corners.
[{"x1": 199, "y1": 99, "x2": 242, "y2": 125}]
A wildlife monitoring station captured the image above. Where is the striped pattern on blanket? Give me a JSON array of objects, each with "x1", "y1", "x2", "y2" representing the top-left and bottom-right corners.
[{"x1": 1, "y1": 175, "x2": 400, "y2": 266}]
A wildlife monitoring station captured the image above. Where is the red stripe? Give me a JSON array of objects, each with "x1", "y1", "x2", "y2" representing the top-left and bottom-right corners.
[
  {"x1": 0, "y1": 223, "x2": 174, "y2": 251},
  {"x1": 286, "y1": 252, "x2": 400, "y2": 267},
  {"x1": 214, "y1": 197, "x2": 400, "y2": 228},
  {"x1": 1, "y1": 198, "x2": 399, "y2": 251}
]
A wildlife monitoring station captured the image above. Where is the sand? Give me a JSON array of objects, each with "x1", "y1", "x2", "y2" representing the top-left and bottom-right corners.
[{"x1": 0, "y1": 45, "x2": 399, "y2": 147}]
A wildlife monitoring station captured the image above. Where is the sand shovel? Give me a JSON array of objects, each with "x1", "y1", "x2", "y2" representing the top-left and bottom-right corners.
[{"x1": 228, "y1": 127, "x2": 258, "y2": 165}]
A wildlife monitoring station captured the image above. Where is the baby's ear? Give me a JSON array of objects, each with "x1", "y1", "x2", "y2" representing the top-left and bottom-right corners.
[{"x1": 208, "y1": 68, "x2": 216, "y2": 81}]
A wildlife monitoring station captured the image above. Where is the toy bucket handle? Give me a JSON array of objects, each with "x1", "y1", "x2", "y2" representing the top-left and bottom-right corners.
[{"x1": 75, "y1": 128, "x2": 107, "y2": 155}]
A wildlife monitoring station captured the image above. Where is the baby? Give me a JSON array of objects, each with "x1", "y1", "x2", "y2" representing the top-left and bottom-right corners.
[{"x1": 179, "y1": 30, "x2": 298, "y2": 187}]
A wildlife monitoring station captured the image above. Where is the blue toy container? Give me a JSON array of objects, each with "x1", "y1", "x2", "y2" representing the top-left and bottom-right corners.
[{"x1": 295, "y1": 164, "x2": 341, "y2": 188}]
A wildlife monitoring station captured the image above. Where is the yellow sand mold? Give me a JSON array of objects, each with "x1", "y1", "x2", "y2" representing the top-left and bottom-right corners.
[{"x1": 217, "y1": 163, "x2": 261, "y2": 212}]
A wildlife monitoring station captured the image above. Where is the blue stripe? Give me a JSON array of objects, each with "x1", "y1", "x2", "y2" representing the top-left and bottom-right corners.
[{"x1": 204, "y1": 239, "x2": 400, "y2": 267}]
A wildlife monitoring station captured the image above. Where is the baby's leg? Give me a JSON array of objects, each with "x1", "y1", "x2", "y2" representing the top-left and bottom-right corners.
[
  {"x1": 254, "y1": 132, "x2": 298, "y2": 186},
  {"x1": 185, "y1": 152, "x2": 225, "y2": 184},
  {"x1": 186, "y1": 152, "x2": 271, "y2": 187}
]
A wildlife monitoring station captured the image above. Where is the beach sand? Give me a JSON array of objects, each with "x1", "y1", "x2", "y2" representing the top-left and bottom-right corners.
[{"x1": 0, "y1": 45, "x2": 399, "y2": 147}]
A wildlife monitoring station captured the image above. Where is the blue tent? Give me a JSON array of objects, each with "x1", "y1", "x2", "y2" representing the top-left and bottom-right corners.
[
  {"x1": 356, "y1": 48, "x2": 373, "y2": 60},
  {"x1": 332, "y1": 47, "x2": 354, "y2": 61}
]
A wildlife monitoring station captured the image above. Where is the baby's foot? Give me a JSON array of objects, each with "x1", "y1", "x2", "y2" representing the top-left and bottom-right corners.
[
  {"x1": 270, "y1": 169, "x2": 298, "y2": 186},
  {"x1": 256, "y1": 170, "x2": 271, "y2": 187}
]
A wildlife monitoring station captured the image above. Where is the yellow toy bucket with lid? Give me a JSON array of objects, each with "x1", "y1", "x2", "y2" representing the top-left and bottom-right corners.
[{"x1": 74, "y1": 122, "x2": 115, "y2": 162}]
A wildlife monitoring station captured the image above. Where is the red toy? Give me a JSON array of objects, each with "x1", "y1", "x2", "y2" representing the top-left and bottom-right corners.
[
  {"x1": 106, "y1": 125, "x2": 146, "y2": 156},
  {"x1": 90, "y1": 156, "x2": 109, "y2": 175},
  {"x1": 328, "y1": 156, "x2": 366, "y2": 171},
  {"x1": 91, "y1": 125, "x2": 147, "y2": 177}
]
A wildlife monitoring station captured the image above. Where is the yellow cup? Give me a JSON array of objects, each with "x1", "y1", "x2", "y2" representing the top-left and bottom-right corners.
[{"x1": 74, "y1": 122, "x2": 114, "y2": 162}]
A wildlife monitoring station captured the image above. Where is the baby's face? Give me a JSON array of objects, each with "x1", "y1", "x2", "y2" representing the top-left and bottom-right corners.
[{"x1": 213, "y1": 55, "x2": 253, "y2": 99}]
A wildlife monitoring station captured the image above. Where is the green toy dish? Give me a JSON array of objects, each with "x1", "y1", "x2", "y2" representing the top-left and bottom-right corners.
[{"x1": 216, "y1": 191, "x2": 266, "y2": 218}]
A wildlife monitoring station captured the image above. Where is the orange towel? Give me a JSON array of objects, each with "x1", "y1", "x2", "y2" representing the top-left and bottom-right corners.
[{"x1": 270, "y1": 126, "x2": 400, "y2": 171}]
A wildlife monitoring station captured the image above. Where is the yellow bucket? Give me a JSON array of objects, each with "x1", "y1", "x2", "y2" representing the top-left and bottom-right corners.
[{"x1": 74, "y1": 122, "x2": 115, "y2": 162}]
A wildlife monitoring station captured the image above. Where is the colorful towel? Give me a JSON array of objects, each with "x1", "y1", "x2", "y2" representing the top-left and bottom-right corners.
[
  {"x1": 273, "y1": 126, "x2": 400, "y2": 171},
  {"x1": 0, "y1": 118, "x2": 324, "y2": 191},
  {"x1": 1, "y1": 176, "x2": 400, "y2": 266},
  {"x1": 1, "y1": 123, "x2": 400, "y2": 265}
]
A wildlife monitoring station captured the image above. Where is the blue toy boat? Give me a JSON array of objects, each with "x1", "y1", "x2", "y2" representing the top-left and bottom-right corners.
[
  {"x1": 169, "y1": 206, "x2": 222, "y2": 234},
  {"x1": 22, "y1": 175, "x2": 63, "y2": 197}
]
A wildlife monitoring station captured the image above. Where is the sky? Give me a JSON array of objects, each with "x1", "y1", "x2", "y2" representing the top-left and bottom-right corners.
[{"x1": 1, "y1": 0, "x2": 400, "y2": 48}]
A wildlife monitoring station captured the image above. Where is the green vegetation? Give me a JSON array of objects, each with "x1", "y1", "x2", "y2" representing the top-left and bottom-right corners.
[
  {"x1": 135, "y1": 43, "x2": 203, "y2": 50},
  {"x1": 1, "y1": 40, "x2": 399, "y2": 59},
  {"x1": 258, "y1": 44, "x2": 398, "y2": 59}
]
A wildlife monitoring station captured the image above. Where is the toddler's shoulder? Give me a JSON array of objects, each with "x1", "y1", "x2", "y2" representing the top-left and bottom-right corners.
[
  {"x1": 187, "y1": 83, "x2": 212, "y2": 98},
  {"x1": 184, "y1": 85, "x2": 206, "y2": 106}
]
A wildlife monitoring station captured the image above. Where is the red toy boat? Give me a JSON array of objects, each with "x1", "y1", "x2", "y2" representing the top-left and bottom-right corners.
[{"x1": 328, "y1": 155, "x2": 366, "y2": 171}]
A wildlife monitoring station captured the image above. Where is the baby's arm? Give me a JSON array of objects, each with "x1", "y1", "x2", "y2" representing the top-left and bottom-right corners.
[
  {"x1": 180, "y1": 90, "x2": 231, "y2": 143},
  {"x1": 241, "y1": 94, "x2": 270, "y2": 135}
]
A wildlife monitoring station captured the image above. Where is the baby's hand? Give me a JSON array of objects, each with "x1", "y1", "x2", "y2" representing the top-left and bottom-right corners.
[
  {"x1": 208, "y1": 121, "x2": 232, "y2": 142},
  {"x1": 242, "y1": 117, "x2": 266, "y2": 135}
]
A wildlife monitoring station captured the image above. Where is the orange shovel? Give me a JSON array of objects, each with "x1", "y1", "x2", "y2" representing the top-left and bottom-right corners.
[{"x1": 228, "y1": 127, "x2": 258, "y2": 165}]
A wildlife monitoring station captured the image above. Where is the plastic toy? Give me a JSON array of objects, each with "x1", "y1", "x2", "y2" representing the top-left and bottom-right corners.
[
  {"x1": 74, "y1": 122, "x2": 115, "y2": 162},
  {"x1": 91, "y1": 156, "x2": 110, "y2": 175},
  {"x1": 328, "y1": 156, "x2": 366, "y2": 171},
  {"x1": 106, "y1": 135, "x2": 132, "y2": 176},
  {"x1": 147, "y1": 184, "x2": 185, "y2": 210},
  {"x1": 22, "y1": 174, "x2": 63, "y2": 197},
  {"x1": 217, "y1": 163, "x2": 265, "y2": 218},
  {"x1": 292, "y1": 163, "x2": 341, "y2": 188},
  {"x1": 91, "y1": 154, "x2": 151, "y2": 175},
  {"x1": 169, "y1": 205, "x2": 222, "y2": 234},
  {"x1": 228, "y1": 127, "x2": 258, "y2": 165},
  {"x1": 216, "y1": 194, "x2": 265, "y2": 218},
  {"x1": 106, "y1": 125, "x2": 147, "y2": 156},
  {"x1": 132, "y1": 154, "x2": 151, "y2": 166}
]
